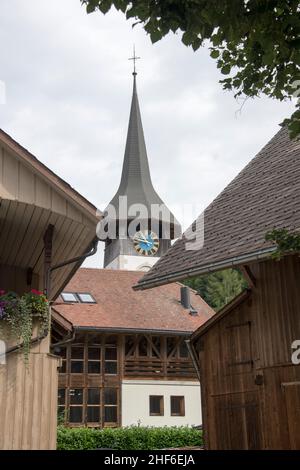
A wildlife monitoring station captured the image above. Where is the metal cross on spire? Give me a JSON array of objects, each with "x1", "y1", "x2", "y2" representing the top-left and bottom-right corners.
[{"x1": 128, "y1": 46, "x2": 141, "y2": 76}]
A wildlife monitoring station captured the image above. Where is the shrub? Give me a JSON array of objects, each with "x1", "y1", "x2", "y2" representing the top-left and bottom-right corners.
[{"x1": 57, "y1": 426, "x2": 202, "y2": 450}]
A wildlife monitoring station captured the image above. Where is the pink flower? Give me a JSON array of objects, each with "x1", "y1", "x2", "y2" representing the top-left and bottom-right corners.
[
  {"x1": 0, "y1": 289, "x2": 5, "y2": 296},
  {"x1": 31, "y1": 289, "x2": 43, "y2": 296}
]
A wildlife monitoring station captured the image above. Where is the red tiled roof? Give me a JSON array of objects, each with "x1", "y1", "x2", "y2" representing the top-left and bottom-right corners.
[{"x1": 53, "y1": 268, "x2": 214, "y2": 333}]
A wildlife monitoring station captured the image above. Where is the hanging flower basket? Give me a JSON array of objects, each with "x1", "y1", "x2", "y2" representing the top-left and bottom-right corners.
[{"x1": 0, "y1": 289, "x2": 49, "y2": 362}]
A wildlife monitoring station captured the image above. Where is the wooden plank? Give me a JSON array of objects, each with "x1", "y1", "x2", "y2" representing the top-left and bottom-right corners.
[
  {"x1": 195, "y1": 255, "x2": 300, "y2": 449},
  {"x1": 0, "y1": 348, "x2": 59, "y2": 450},
  {"x1": 2, "y1": 150, "x2": 18, "y2": 199},
  {"x1": 12, "y1": 206, "x2": 44, "y2": 267},
  {"x1": 282, "y1": 382, "x2": 300, "y2": 449},
  {"x1": 18, "y1": 162, "x2": 35, "y2": 204},
  {"x1": 2, "y1": 203, "x2": 33, "y2": 266}
]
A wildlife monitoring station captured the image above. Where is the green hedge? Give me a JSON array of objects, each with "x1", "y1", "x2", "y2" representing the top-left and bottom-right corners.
[{"x1": 57, "y1": 426, "x2": 202, "y2": 450}]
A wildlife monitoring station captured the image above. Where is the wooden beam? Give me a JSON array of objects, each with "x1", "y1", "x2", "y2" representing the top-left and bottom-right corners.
[
  {"x1": 241, "y1": 265, "x2": 256, "y2": 289},
  {"x1": 144, "y1": 334, "x2": 162, "y2": 359},
  {"x1": 167, "y1": 337, "x2": 180, "y2": 359}
]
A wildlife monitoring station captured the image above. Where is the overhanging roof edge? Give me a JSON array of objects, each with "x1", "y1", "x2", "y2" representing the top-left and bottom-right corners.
[{"x1": 133, "y1": 246, "x2": 276, "y2": 290}]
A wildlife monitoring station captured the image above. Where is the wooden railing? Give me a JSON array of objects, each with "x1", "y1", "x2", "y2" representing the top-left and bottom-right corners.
[
  {"x1": 166, "y1": 360, "x2": 196, "y2": 377},
  {"x1": 124, "y1": 358, "x2": 197, "y2": 379},
  {"x1": 124, "y1": 358, "x2": 164, "y2": 376}
]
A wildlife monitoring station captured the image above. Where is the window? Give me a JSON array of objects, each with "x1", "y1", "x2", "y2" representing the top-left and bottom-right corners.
[
  {"x1": 58, "y1": 389, "x2": 66, "y2": 420},
  {"x1": 104, "y1": 388, "x2": 118, "y2": 424},
  {"x1": 77, "y1": 293, "x2": 96, "y2": 303},
  {"x1": 58, "y1": 347, "x2": 67, "y2": 373},
  {"x1": 105, "y1": 337, "x2": 118, "y2": 375},
  {"x1": 61, "y1": 292, "x2": 97, "y2": 304},
  {"x1": 149, "y1": 395, "x2": 164, "y2": 416},
  {"x1": 71, "y1": 346, "x2": 84, "y2": 374},
  {"x1": 61, "y1": 292, "x2": 78, "y2": 303},
  {"x1": 170, "y1": 396, "x2": 185, "y2": 416},
  {"x1": 69, "y1": 389, "x2": 83, "y2": 423},
  {"x1": 87, "y1": 388, "x2": 101, "y2": 423},
  {"x1": 88, "y1": 346, "x2": 101, "y2": 374}
]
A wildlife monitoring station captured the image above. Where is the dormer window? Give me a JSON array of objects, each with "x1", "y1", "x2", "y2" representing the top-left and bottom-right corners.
[{"x1": 61, "y1": 292, "x2": 96, "y2": 304}]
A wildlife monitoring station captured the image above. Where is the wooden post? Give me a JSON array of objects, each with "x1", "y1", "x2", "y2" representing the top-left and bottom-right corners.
[
  {"x1": 241, "y1": 265, "x2": 256, "y2": 289},
  {"x1": 43, "y1": 224, "x2": 54, "y2": 296}
]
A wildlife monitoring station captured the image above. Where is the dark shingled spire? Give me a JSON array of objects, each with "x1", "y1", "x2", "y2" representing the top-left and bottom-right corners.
[
  {"x1": 110, "y1": 75, "x2": 162, "y2": 210},
  {"x1": 107, "y1": 74, "x2": 181, "y2": 239}
]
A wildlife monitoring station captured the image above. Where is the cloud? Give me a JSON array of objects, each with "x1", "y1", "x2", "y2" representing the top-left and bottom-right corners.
[{"x1": 0, "y1": 0, "x2": 295, "y2": 268}]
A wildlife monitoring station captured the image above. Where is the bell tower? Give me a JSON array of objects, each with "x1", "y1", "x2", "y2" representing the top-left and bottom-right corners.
[{"x1": 100, "y1": 54, "x2": 181, "y2": 271}]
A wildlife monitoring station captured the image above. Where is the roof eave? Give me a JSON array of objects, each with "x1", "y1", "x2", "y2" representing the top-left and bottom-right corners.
[
  {"x1": 73, "y1": 326, "x2": 194, "y2": 336},
  {"x1": 133, "y1": 246, "x2": 276, "y2": 290},
  {"x1": 0, "y1": 128, "x2": 101, "y2": 223}
]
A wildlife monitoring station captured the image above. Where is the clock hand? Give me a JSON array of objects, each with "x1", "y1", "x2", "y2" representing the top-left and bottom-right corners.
[
  {"x1": 140, "y1": 232, "x2": 149, "y2": 242},
  {"x1": 135, "y1": 237, "x2": 152, "y2": 245}
]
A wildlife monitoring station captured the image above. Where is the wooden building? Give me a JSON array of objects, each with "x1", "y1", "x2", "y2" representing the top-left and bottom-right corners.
[
  {"x1": 52, "y1": 268, "x2": 214, "y2": 428},
  {"x1": 134, "y1": 128, "x2": 300, "y2": 449},
  {"x1": 0, "y1": 129, "x2": 99, "y2": 449}
]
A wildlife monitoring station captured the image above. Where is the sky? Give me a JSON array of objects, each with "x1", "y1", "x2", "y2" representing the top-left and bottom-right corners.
[{"x1": 0, "y1": 0, "x2": 295, "y2": 268}]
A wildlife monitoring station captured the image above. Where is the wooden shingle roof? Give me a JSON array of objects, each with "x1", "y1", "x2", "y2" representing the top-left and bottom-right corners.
[{"x1": 134, "y1": 127, "x2": 300, "y2": 289}]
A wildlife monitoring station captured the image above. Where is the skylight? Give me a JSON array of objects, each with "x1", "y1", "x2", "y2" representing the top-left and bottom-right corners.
[
  {"x1": 61, "y1": 292, "x2": 78, "y2": 303},
  {"x1": 77, "y1": 293, "x2": 96, "y2": 303},
  {"x1": 61, "y1": 292, "x2": 96, "y2": 304}
]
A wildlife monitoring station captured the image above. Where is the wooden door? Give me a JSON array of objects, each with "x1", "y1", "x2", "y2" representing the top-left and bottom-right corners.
[
  {"x1": 282, "y1": 382, "x2": 300, "y2": 449},
  {"x1": 214, "y1": 391, "x2": 263, "y2": 449}
]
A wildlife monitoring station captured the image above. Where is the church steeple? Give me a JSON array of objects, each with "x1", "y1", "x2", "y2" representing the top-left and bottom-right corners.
[
  {"x1": 109, "y1": 73, "x2": 166, "y2": 214},
  {"x1": 102, "y1": 60, "x2": 181, "y2": 271}
]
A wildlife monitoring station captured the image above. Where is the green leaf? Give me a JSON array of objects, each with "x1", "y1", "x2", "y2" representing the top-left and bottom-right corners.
[
  {"x1": 221, "y1": 64, "x2": 231, "y2": 75},
  {"x1": 182, "y1": 31, "x2": 195, "y2": 46},
  {"x1": 98, "y1": 0, "x2": 112, "y2": 14},
  {"x1": 86, "y1": 3, "x2": 96, "y2": 13},
  {"x1": 150, "y1": 30, "x2": 163, "y2": 43},
  {"x1": 192, "y1": 37, "x2": 202, "y2": 51},
  {"x1": 113, "y1": 0, "x2": 127, "y2": 12},
  {"x1": 210, "y1": 49, "x2": 220, "y2": 59}
]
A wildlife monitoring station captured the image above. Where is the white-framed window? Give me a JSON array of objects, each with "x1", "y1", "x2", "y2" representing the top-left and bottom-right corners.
[
  {"x1": 77, "y1": 293, "x2": 96, "y2": 303},
  {"x1": 61, "y1": 292, "x2": 96, "y2": 304},
  {"x1": 61, "y1": 292, "x2": 78, "y2": 303}
]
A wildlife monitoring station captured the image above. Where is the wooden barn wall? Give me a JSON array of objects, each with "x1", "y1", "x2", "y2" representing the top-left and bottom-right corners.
[
  {"x1": 0, "y1": 348, "x2": 59, "y2": 450},
  {"x1": 0, "y1": 265, "x2": 58, "y2": 449},
  {"x1": 197, "y1": 255, "x2": 300, "y2": 450}
]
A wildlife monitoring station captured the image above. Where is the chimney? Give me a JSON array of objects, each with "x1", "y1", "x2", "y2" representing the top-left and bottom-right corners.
[
  {"x1": 180, "y1": 286, "x2": 191, "y2": 309},
  {"x1": 180, "y1": 286, "x2": 198, "y2": 316}
]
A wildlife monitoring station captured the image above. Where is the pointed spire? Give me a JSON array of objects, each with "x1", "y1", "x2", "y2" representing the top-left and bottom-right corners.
[
  {"x1": 110, "y1": 71, "x2": 164, "y2": 211},
  {"x1": 106, "y1": 65, "x2": 181, "y2": 239}
]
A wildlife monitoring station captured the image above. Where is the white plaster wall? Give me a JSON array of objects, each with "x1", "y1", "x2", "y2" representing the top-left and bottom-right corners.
[
  {"x1": 106, "y1": 255, "x2": 159, "y2": 271},
  {"x1": 121, "y1": 380, "x2": 201, "y2": 427}
]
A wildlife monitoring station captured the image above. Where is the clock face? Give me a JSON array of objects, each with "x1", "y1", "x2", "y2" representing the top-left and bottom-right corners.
[{"x1": 133, "y1": 230, "x2": 159, "y2": 256}]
